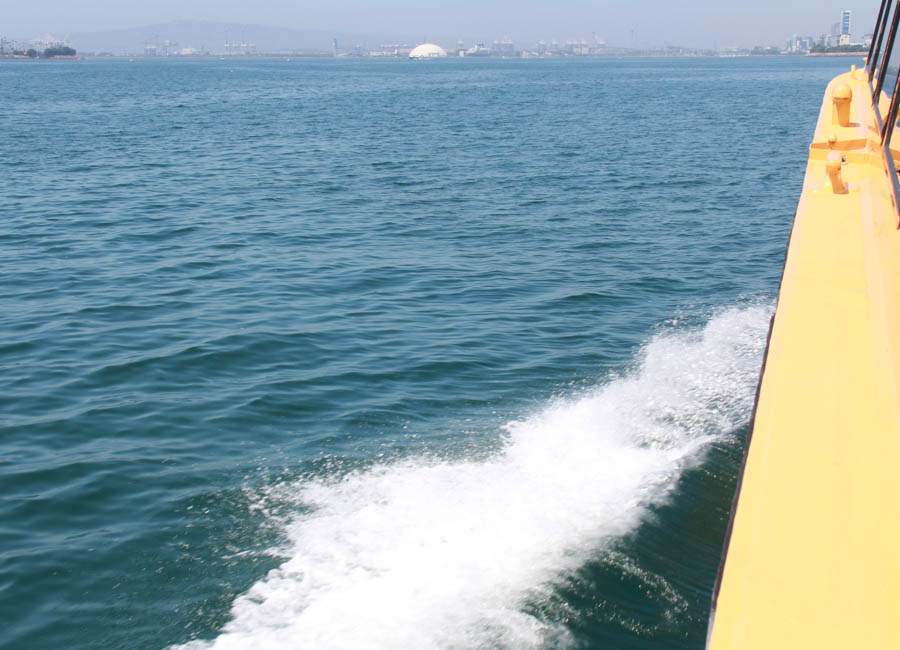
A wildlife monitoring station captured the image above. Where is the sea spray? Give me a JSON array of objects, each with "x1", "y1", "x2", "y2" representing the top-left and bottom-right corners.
[{"x1": 181, "y1": 304, "x2": 771, "y2": 650}]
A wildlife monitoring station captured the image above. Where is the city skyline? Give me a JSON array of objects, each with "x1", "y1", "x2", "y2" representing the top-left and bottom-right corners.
[{"x1": 2, "y1": 2, "x2": 879, "y2": 51}]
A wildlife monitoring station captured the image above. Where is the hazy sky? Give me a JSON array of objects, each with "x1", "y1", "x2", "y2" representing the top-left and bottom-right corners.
[{"x1": 4, "y1": 1, "x2": 880, "y2": 48}]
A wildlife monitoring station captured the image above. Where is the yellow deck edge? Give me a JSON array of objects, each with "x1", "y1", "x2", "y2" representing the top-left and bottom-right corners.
[{"x1": 707, "y1": 67, "x2": 900, "y2": 648}]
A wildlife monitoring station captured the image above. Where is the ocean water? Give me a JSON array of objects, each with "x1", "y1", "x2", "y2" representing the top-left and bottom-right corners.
[{"x1": 0, "y1": 55, "x2": 851, "y2": 649}]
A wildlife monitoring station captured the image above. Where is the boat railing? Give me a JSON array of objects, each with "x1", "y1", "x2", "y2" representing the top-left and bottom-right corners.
[{"x1": 865, "y1": 0, "x2": 900, "y2": 214}]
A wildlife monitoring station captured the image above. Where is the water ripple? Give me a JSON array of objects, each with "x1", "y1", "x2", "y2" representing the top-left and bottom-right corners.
[{"x1": 0, "y1": 56, "x2": 849, "y2": 649}]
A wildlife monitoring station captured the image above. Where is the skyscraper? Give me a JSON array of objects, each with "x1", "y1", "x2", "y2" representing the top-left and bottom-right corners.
[{"x1": 841, "y1": 10, "x2": 851, "y2": 36}]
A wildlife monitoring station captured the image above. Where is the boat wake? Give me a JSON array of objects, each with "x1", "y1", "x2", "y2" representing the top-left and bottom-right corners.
[{"x1": 180, "y1": 304, "x2": 770, "y2": 649}]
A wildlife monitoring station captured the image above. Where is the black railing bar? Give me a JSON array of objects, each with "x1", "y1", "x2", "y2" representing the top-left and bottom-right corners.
[
  {"x1": 882, "y1": 50, "x2": 900, "y2": 145},
  {"x1": 874, "y1": 1, "x2": 900, "y2": 105},
  {"x1": 869, "y1": 0, "x2": 891, "y2": 80}
]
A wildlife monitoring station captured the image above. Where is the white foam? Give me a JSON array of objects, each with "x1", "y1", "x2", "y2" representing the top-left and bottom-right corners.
[{"x1": 180, "y1": 304, "x2": 770, "y2": 650}]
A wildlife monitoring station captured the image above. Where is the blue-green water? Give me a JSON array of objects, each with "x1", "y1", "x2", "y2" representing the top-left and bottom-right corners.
[{"x1": 0, "y1": 56, "x2": 849, "y2": 649}]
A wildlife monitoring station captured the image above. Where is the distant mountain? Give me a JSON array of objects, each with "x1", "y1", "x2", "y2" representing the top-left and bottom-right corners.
[{"x1": 68, "y1": 20, "x2": 382, "y2": 55}]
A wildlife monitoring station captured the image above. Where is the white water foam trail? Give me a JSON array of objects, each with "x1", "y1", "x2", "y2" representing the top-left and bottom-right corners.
[{"x1": 181, "y1": 304, "x2": 771, "y2": 650}]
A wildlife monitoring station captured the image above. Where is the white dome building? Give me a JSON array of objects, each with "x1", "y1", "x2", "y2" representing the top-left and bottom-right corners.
[{"x1": 409, "y1": 43, "x2": 447, "y2": 59}]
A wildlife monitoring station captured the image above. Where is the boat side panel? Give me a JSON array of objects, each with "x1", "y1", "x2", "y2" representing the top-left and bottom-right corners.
[{"x1": 708, "y1": 69, "x2": 900, "y2": 649}]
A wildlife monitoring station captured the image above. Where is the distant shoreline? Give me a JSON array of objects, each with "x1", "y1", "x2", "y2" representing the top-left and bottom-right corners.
[
  {"x1": 0, "y1": 53, "x2": 860, "y2": 62},
  {"x1": 0, "y1": 54, "x2": 83, "y2": 60},
  {"x1": 806, "y1": 51, "x2": 866, "y2": 57}
]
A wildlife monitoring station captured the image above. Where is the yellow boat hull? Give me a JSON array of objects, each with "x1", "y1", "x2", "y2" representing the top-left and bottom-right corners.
[{"x1": 708, "y1": 65, "x2": 900, "y2": 648}]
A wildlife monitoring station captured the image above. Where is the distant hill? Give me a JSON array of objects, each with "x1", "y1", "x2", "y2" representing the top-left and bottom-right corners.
[{"x1": 68, "y1": 20, "x2": 380, "y2": 55}]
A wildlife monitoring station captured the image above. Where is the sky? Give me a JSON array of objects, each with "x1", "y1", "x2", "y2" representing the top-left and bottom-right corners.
[{"x1": 2, "y1": 1, "x2": 880, "y2": 49}]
